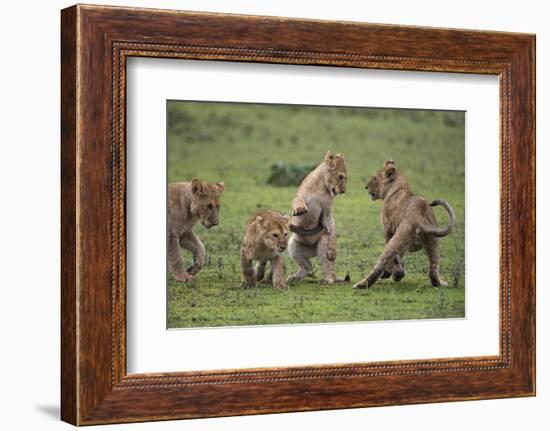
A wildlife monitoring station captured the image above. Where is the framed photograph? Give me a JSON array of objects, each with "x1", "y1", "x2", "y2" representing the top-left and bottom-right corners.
[{"x1": 61, "y1": 4, "x2": 535, "y2": 425}]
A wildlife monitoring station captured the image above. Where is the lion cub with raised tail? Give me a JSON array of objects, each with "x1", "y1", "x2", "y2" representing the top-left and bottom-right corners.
[
  {"x1": 287, "y1": 150, "x2": 347, "y2": 285},
  {"x1": 353, "y1": 160, "x2": 456, "y2": 289},
  {"x1": 240, "y1": 210, "x2": 291, "y2": 289},
  {"x1": 168, "y1": 178, "x2": 225, "y2": 282}
]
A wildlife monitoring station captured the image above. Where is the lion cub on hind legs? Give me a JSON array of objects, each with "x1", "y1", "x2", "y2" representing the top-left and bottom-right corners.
[
  {"x1": 167, "y1": 178, "x2": 225, "y2": 282},
  {"x1": 287, "y1": 150, "x2": 347, "y2": 285},
  {"x1": 240, "y1": 211, "x2": 291, "y2": 290},
  {"x1": 353, "y1": 160, "x2": 456, "y2": 289}
]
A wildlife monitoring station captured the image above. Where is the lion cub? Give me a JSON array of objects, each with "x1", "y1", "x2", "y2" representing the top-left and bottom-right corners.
[
  {"x1": 287, "y1": 150, "x2": 347, "y2": 285},
  {"x1": 354, "y1": 160, "x2": 456, "y2": 289},
  {"x1": 240, "y1": 210, "x2": 291, "y2": 289},
  {"x1": 168, "y1": 178, "x2": 225, "y2": 282}
]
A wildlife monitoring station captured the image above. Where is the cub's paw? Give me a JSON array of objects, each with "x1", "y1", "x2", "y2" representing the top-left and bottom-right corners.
[
  {"x1": 429, "y1": 272, "x2": 448, "y2": 287},
  {"x1": 273, "y1": 281, "x2": 287, "y2": 290},
  {"x1": 365, "y1": 271, "x2": 382, "y2": 288},
  {"x1": 174, "y1": 272, "x2": 194, "y2": 283},
  {"x1": 353, "y1": 279, "x2": 367, "y2": 289},
  {"x1": 326, "y1": 247, "x2": 337, "y2": 262},
  {"x1": 292, "y1": 203, "x2": 308, "y2": 216},
  {"x1": 186, "y1": 264, "x2": 201, "y2": 276},
  {"x1": 241, "y1": 279, "x2": 257, "y2": 289},
  {"x1": 392, "y1": 269, "x2": 405, "y2": 282},
  {"x1": 321, "y1": 276, "x2": 336, "y2": 285}
]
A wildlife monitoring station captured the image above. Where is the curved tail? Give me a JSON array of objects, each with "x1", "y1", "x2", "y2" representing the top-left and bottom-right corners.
[{"x1": 420, "y1": 199, "x2": 456, "y2": 238}]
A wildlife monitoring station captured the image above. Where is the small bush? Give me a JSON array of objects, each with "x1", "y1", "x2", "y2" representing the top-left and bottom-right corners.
[{"x1": 266, "y1": 161, "x2": 317, "y2": 187}]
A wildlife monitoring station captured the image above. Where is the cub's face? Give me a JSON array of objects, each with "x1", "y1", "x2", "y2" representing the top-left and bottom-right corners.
[
  {"x1": 322, "y1": 150, "x2": 347, "y2": 197},
  {"x1": 264, "y1": 224, "x2": 290, "y2": 254},
  {"x1": 366, "y1": 160, "x2": 398, "y2": 201},
  {"x1": 256, "y1": 213, "x2": 291, "y2": 254},
  {"x1": 190, "y1": 178, "x2": 225, "y2": 228}
]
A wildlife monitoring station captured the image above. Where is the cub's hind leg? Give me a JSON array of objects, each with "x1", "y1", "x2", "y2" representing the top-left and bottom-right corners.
[
  {"x1": 382, "y1": 256, "x2": 405, "y2": 281},
  {"x1": 287, "y1": 236, "x2": 315, "y2": 284},
  {"x1": 317, "y1": 233, "x2": 337, "y2": 284},
  {"x1": 425, "y1": 236, "x2": 448, "y2": 287},
  {"x1": 391, "y1": 255, "x2": 406, "y2": 282},
  {"x1": 380, "y1": 229, "x2": 404, "y2": 280},
  {"x1": 354, "y1": 226, "x2": 412, "y2": 289}
]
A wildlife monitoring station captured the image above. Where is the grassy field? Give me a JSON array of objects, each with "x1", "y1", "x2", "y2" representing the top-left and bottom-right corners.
[{"x1": 167, "y1": 101, "x2": 465, "y2": 329}]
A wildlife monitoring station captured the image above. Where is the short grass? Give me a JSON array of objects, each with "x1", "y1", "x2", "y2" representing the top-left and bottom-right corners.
[{"x1": 167, "y1": 101, "x2": 465, "y2": 329}]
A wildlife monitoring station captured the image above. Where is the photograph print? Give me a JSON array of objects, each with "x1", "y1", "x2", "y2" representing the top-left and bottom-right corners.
[{"x1": 166, "y1": 101, "x2": 465, "y2": 329}]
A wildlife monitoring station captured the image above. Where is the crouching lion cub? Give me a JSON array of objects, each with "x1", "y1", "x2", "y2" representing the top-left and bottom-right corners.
[
  {"x1": 287, "y1": 150, "x2": 347, "y2": 285},
  {"x1": 168, "y1": 178, "x2": 225, "y2": 282},
  {"x1": 240, "y1": 210, "x2": 291, "y2": 289},
  {"x1": 354, "y1": 160, "x2": 456, "y2": 289}
]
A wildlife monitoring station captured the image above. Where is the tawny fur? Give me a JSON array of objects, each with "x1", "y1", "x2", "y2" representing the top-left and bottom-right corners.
[
  {"x1": 240, "y1": 210, "x2": 291, "y2": 289},
  {"x1": 167, "y1": 178, "x2": 224, "y2": 282},
  {"x1": 287, "y1": 150, "x2": 347, "y2": 285},
  {"x1": 354, "y1": 160, "x2": 456, "y2": 289}
]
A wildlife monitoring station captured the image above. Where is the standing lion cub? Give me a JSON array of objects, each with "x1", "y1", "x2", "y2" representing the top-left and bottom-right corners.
[
  {"x1": 287, "y1": 150, "x2": 347, "y2": 285},
  {"x1": 240, "y1": 210, "x2": 291, "y2": 289},
  {"x1": 167, "y1": 178, "x2": 225, "y2": 282},
  {"x1": 353, "y1": 160, "x2": 456, "y2": 289}
]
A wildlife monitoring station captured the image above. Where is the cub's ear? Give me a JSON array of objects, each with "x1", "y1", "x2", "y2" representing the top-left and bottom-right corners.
[
  {"x1": 216, "y1": 181, "x2": 225, "y2": 194},
  {"x1": 191, "y1": 178, "x2": 203, "y2": 195},
  {"x1": 384, "y1": 166, "x2": 397, "y2": 181},
  {"x1": 384, "y1": 159, "x2": 396, "y2": 168},
  {"x1": 255, "y1": 216, "x2": 268, "y2": 232},
  {"x1": 324, "y1": 150, "x2": 336, "y2": 168}
]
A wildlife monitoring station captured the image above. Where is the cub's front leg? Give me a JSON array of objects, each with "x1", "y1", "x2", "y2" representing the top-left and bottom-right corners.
[
  {"x1": 179, "y1": 231, "x2": 206, "y2": 276},
  {"x1": 292, "y1": 193, "x2": 308, "y2": 216},
  {"x1": 168, "y1": 231, "x2": 193, "y2": 282},
  {"x1": 255, "y1": 261, "x2": 267, "y2": 282},
  {"x1": 270, "y1": 255, "x2": 287, "y2": 289},
  {"x1": 240, "y1": 246, "x2": 256, "y2": 288}
]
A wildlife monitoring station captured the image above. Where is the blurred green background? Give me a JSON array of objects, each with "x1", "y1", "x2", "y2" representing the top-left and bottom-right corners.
[{"x1": 167, "y1": 101, "x2": 465, "y2": 329}]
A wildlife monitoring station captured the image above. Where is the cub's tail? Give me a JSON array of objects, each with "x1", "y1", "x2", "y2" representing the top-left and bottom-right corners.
[{"x1": 420, "y1": 199, "x2": 456, "y2": 238}]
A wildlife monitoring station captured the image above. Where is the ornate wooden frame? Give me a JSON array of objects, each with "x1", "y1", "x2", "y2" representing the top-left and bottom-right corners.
[{"x1": 61, "y1": 4, "x2": 535, "y2": 425}]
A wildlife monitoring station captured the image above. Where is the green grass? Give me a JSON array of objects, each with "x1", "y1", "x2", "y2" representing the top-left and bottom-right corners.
[{"x1": 167, "y1": 101, "x2": 465, "y2": 329}]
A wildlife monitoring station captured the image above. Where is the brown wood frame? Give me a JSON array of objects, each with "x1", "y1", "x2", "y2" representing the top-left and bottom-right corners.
[{"x1": 61, "y1": 4, "x2": 536, "y2": 426}]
